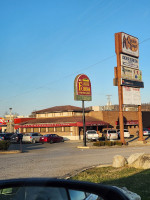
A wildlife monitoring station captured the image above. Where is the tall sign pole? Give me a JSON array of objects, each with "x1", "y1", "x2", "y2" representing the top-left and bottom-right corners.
[
  {"x1": 74, "y1": 74, "x2": 92, "y2": 146},
  {"x1": 115, "y1": 34, "x2": 125, "y2": 144},
  {"x1": 82, "y1": 100, "x2": 86, "y2": 146},
  {"x1": 114, "y1": 32, "x2": 144, "y2": 143}
]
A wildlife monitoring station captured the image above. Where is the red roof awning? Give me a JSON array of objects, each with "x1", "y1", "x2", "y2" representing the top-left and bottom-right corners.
[{"x1": 17, "y1": 121, "x2": 108, "y2": 128}]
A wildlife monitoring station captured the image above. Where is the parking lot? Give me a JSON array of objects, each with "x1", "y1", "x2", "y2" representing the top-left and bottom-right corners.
[
  {"x1": 7, "y1": 134, "x2": 150, "y2": 153},
  {"x1": 0, "y1": 136, "x2": 150, "y2": 180}
]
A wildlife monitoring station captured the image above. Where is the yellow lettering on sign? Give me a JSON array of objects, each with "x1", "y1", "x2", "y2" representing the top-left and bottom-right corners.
[{"x1": 78, "y1": 82, "x2": 83, "y2": 91}]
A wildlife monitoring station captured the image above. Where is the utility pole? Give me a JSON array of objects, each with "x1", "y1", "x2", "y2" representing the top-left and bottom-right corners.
[
  {"x1": 9, "y1": 108, "x2": 12, "y2": 133},
  {"x1": 106, "y1": 95, "x2": 112, "y2": 106}
]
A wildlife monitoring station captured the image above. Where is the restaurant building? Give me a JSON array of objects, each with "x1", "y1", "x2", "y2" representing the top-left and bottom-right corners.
[
  {"x1": 15, "y1": 105, "x2": 109, "y2": 140},
  {"x1": 14, "y1": 105, "x2": 150, "y2": 140}
]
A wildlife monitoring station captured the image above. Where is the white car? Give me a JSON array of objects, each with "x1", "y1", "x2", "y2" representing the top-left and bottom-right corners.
[
  {"x1": 136, "y1": 128, "x2": 150, "y2": 136},
  {"x1": 86, "y1": 130, "x2": 99, "y2": 141},
  {"x1": 117, "y1": 129, "x2": 130, "y2": 138},
  {"x1": 22, "y1": 133, "x2": 42, "y2": 143},
  {"x1": 102, "y1": 129, "x2": 118, "y2": 140},
  {"x1": 143, "y1": 128, "x2": 150, "y2": 136}
]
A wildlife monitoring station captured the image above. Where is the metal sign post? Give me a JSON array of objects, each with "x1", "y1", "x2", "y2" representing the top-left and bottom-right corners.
[
  {"x1": 82, "y1": 100, "x2": 86, "y2": 146},
  {"x1": 115, "y1": 33, "x2": 125, "y2": 144},
  {"x1": 74, "y1": 74, "x2": 92, "y2": 146}
]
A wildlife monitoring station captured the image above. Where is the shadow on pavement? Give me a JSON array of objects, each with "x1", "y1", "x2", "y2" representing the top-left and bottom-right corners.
[
  {"x1": 144, "y1": 136, "x2": 150, "y2": 141},
  {"x1": 127, "y1": 135, "x2": 139, "y2": 143},
  {"x1": 8, "y1": 143, "x2": 45, "y2": 153}
]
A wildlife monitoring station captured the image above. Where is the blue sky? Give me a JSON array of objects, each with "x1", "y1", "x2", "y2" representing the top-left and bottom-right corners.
[{"x1": 0, "y1": 0, "x2": 150, "y2": 116}]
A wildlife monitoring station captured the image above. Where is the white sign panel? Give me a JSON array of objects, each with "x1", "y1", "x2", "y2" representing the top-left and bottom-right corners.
[
  {"x1": 121, "y1": 33, "x2": 139, "y2": 57},
  {"x1": 123, "y1": 86, "x2": 141, "y2": 105},
  {"x1": 121, "y1": 66, "x2": 142, "y2": 81},
  {"x1": 121, "y1": 54, "x2": 139, "y2": 69},
  {"x1": 133, "y1": 69, "x2": 142, "y2": 81},
  {"x1": 121, "y1": 66, "x2": 133, "y2": 80}
]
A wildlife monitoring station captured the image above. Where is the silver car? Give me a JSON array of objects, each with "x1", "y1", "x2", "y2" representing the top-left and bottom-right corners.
[
  {"x1": 22, "y1": 133, "x2": 42, "y2": 143},
  {"x1": 102, "y1": 129, "x2": 118, "y2": 140}
]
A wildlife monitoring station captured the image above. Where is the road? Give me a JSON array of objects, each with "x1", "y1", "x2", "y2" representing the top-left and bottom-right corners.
[{"x1": 1, "y1": 141, "x2": 150, "y2": 180}]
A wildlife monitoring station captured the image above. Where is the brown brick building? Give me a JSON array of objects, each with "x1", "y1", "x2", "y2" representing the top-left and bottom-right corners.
[{"x1": 15, "y1": 105, "x2": 150, "y2": 140}]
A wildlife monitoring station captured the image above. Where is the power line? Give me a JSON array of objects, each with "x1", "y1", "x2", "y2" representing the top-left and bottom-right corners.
[{"x1": 1, "y1": 36, "x2": 150, "y2": 103}]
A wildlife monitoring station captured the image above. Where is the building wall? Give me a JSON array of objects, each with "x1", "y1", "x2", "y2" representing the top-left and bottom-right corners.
[
  {"x1": 88, "y1": 111, "x2": 104, "y2": 121},
  {"x1": 89, "y1": 111, "x2": 139, "y2": 135},
  {"x1": 36, "y1": 111, "x2": 89, "y2": 118}
]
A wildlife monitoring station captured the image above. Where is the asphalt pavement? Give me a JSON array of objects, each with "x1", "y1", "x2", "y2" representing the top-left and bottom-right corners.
[{"x1": 1, "y1": 137, "x2": 150, "y2": 180}]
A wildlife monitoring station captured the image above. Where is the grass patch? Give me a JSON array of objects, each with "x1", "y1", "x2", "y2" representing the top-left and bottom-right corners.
[
  {"x1": 0, "y1": 140, "x2": 10, "y2": 150},
  {"x1": 71, "y1": 166, "x2": 150, "y2": 200}
]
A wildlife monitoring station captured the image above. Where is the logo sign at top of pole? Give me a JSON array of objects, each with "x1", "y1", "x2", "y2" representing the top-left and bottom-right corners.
[
  {"x1": 74, "y1": 74, "x2": 92, "y2": 101},
  {"x1": 115, "y1": 32, "x2": 139, "y2": 58}
]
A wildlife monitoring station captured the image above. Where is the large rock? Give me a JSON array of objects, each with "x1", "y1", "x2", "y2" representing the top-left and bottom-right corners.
[
  {"x1": 129, "y1": 154, "x2": 150, "y2": 169},
  {"x1": 127, "y1": 153, "x2": 144, "y2": 165},
  {"x1": 112, "y1": 155, "x2": 127, "y2": 168}
]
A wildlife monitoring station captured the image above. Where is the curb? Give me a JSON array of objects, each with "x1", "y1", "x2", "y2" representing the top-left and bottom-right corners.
[
  {"x1": 0, "y1": 150, "x2": 22, "y2": 154},
  {"x1": 62, "y1": 164, "x2": 111, "y2": 179},
  {"x1": 77, "y1": 146, "x2": 90, "y2": 149}
]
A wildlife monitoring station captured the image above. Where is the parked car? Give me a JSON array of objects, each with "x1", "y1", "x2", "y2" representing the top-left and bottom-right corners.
[
  {"x1": 117, "y1": 129, "x2": 130, "y2": 138},
  {"x1": 86, "y1": 130, "x2": 99, "y2": 141},
  {"x1": 22, "y1": 133, "x2": 42, "y2": 143},
  {"x1": 136, "y1": 128, "x2": 150, "y2": 136},
  {"x1": 0, "y1": 133, "x2": 5, "y2": 141},
  {"x1": 40, "y1": 134, "x2": 64, "y2": 144},
  {"x1": 102, "y1": 129, "x2": 118, "y2": 140},
  {"x1": 3, "y1": 133, "x2": 14, "y2": 140},
  {"x1": 10, "y1": 133, "x2": 23, "y2": 143}
]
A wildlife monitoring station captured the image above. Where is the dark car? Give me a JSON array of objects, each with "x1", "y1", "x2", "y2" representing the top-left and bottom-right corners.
[
  {"x1": 40, "y1": 134, "x2": 64, "y2": 144},
  {"x1": 0, "y1": 133, "x2": 5, "y2": 141},
  {"x1": 3, "y1": 133, "x2": 14, "y2": 140},
  {"x1": 10, "y1": 133, "x2": 23, "y2": 143}
]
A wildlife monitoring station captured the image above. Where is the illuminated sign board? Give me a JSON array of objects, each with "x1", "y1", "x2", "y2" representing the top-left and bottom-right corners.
[
  {"x1": 121, "y1": 33, "x2": 139, "y2": 57},
  {"x1": 74, "y1": 74, "x2": 92, "y2": 101},
  {"x1": 121, "y1": 54, "x2": 139, "y2": 69},
  {"x1": 116, "y1": 32, "x2": 139, "y2": 57},
  {"x1": 123, "y1": 86, "x2": 141, "y2": 105},
  {"x1": 121, "y1": 78, "x2": 144, "y2": 88},
  {"x1": 121, "y1": 66, "x2": 142, "y2": 81}
]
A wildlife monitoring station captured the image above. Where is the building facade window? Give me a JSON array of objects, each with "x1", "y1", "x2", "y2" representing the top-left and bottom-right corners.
[
  {"x1": 64, "y1": 127, "x2": 70, "y2": 132},
  {"x1": 26, "y1": 128, "x2": 32, "y2": 132},
  {"x1": 48, "y1": 127, "x2": 54, "y2": 132},
  {"x1": 55, "y1": 127, "x2": 62, "y2": 132},
  {"x1": 33, "y1": 128, "x2": 40, "y2": 132},
  {"x1": 40, "y1": 127, "x2": 46, "y2": 132}
]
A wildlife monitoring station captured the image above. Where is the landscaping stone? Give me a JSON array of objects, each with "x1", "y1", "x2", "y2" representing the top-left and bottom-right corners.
[
  {"x1": 112, "y1": 155, "x2": 127, "y2": 168},
  {"x1": 129, "y1": 154, "x2": 150, "y2": 169},
  {"x1": 127, "y1": 153, "x2": 144, "y2": 165}
]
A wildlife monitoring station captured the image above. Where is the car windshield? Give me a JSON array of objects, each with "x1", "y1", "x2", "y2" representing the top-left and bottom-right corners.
[
  {"x1": 108, "y1": 130, "x2": 117, "y2": 133},
  {"x1": 87, "y1": 131, "x2": 97, "y2": 134},
  {"x1": 25, "y1": 133, "x2": 32, "y2": 136},
  {"x1": 1, "y1": 1, "x2": 150, "y2": 199}
]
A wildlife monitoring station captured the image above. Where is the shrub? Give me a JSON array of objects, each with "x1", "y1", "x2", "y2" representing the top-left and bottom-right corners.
[
  {"x1": 93, "y1": 140, "x2": 122, "y2": 147},
  {"x1": 93, "y1": 141, "x2": 105, "y2": 146},
  {"x1": 115, "y1": 141, "x2": 123, "y2": 146},
  {"x1": 0, "y1": 140, "x2": 10, "y2": 150}
]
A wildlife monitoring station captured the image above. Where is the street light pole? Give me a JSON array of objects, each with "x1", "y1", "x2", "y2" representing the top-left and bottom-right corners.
[{"x1": 9, "y1": 108, "x2": 12, "y2": 133}]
